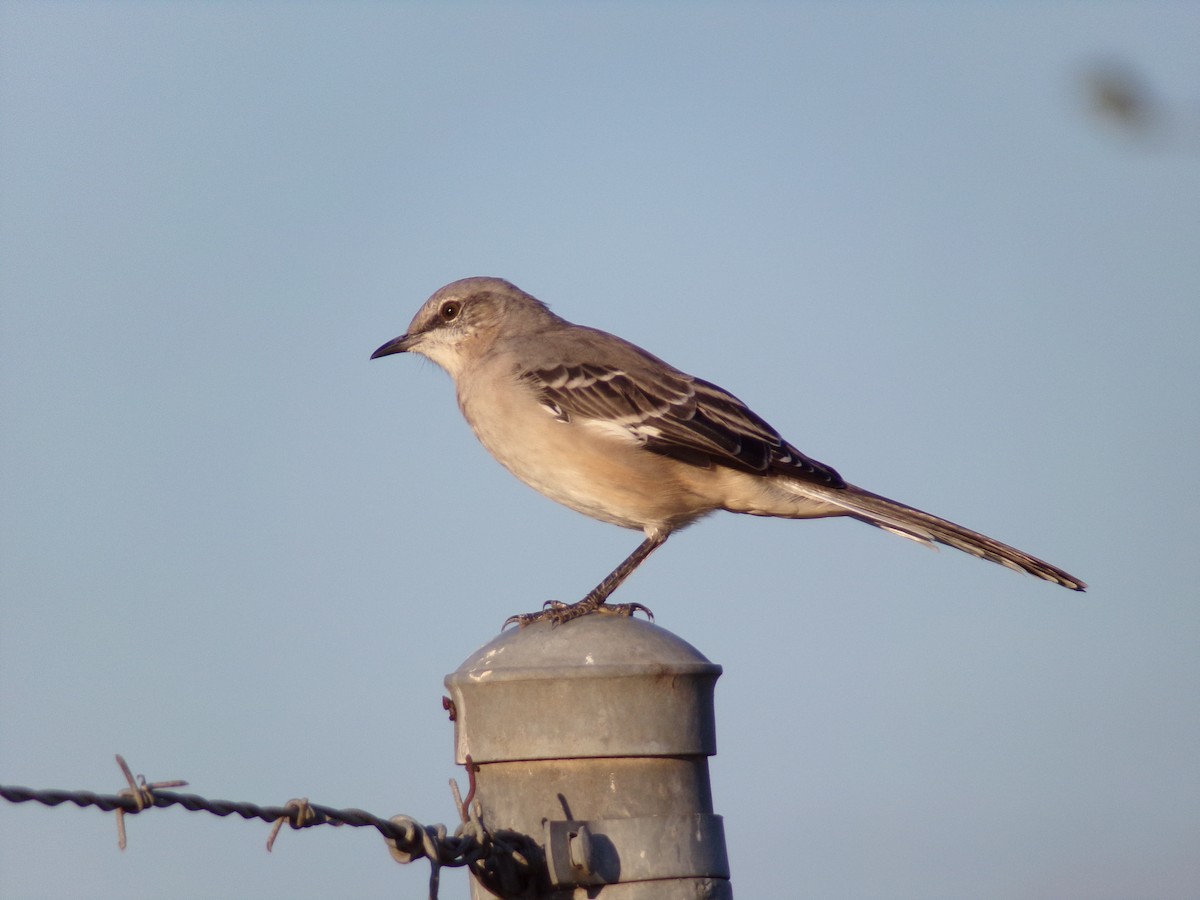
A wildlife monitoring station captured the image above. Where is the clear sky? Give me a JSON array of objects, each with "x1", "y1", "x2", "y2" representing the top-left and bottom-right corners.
[{"x1": 2, "y1": 3, "x2": 1197, "y2": 898}]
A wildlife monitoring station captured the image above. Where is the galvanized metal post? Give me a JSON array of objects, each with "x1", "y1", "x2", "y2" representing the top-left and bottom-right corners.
[{"x1": 445, "y1": 615, "x2": 732, "y2": 899}]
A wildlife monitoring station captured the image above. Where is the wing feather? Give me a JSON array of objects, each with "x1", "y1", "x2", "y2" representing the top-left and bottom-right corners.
[{"x1": 522, "y1": 361, "x2": 844, "y2": 487}]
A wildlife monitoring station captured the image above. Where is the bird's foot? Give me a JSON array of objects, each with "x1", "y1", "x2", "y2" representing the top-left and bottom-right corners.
[
  {"x1": 503, "y1": 600, "x2": 654, "y2": 629},
  {"x1": 596, "y1": 601, "x2": 654, "y2": 622}
]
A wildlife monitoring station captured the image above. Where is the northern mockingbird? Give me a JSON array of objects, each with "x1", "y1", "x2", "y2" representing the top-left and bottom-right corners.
[{"x1": 372, "y1": 277, "x2": 1086, "y2": 624}]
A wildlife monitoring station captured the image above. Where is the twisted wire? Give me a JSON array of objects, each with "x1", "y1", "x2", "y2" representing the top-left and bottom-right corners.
[{"x1": 2, "y1": 760, "x2": 541, "y2": 900}]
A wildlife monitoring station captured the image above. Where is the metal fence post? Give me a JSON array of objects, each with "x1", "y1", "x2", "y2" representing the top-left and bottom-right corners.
[{"x1": 445, "y1": 615, "x2": 732, "y2": 899}]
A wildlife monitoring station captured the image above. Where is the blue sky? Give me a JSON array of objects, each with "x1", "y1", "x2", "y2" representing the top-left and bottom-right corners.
[{"x1": 2, "y1": 3, "x2": 1198, "y2": 898}]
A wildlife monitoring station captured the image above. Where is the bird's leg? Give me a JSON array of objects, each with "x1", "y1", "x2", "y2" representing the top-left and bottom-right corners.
[
  {"x1": 575, "y1": 532, "x2": 667, "y2": 615},
  {"x1": 505, "y1": 533, "x2": 668, "y2": 628}
]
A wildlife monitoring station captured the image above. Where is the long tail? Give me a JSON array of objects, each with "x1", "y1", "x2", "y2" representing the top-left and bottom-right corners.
[{"x1": 819, "y1": 483, "x2": 1086, "y2": 591}]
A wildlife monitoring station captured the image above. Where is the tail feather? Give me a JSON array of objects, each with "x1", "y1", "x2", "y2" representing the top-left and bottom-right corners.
[{"x1": 821, "y1": 484, "x2": 1087, "y2": 591}]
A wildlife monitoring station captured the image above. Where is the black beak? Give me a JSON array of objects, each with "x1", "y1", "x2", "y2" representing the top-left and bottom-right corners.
[{"x1": 371, "y1": 334, "x2": 412, "y2": 359}]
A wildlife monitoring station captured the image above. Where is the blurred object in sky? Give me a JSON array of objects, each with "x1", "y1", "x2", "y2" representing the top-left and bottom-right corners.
[
  {"x1": 1082, "y1": 59, "x2": 1199, "y2": 150},
  {"x1": 1085, "y1": 61, "x2": 1158, "y2": 131}
]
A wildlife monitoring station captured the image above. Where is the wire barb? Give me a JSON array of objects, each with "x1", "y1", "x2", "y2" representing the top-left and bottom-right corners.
[
  {"x1": 113, "y1": 754, "x2": 188, "y2": 850},
  {"x1": 266, "y1": 797, "x2": 320, "y2": 852}
]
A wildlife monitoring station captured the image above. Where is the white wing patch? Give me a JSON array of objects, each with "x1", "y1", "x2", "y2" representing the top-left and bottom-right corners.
[{"x1": 578, "y1": 417, "x2": 644, "y2": 445}]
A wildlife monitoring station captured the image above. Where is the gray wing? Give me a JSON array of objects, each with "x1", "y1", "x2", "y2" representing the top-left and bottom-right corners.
[{"x1": 522, "y1": 359, "x2": 844, "y2": 488}]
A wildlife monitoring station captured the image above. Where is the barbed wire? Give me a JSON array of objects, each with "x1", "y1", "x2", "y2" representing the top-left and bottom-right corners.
[{"x1": 1, "y1": 755, "x2": 540, "y2": 900}]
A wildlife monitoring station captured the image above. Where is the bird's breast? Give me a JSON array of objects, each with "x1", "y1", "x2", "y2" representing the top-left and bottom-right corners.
[{"x1": 456, "y1": 372, "x2": 714, "y2": 533}]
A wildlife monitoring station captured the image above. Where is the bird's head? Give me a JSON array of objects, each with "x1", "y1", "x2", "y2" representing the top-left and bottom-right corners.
[{"x1": 371, "y1": 277, "x2": 553, "y2": 378}]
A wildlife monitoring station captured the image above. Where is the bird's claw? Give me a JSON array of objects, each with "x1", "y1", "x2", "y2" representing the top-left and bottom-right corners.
[
  {"x1": 502, "y1": 601, "x2": 565, "y2": 629},
  {"x1": 503, "y1": 600, "x2": 654, "y2": 629},
  {"x1": 597, "y1": 602, "x2": 654, "y2": 622}
]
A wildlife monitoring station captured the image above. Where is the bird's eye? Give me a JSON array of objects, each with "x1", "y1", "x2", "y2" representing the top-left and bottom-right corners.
[{"x1": 440, "y1": 301, "x2": 461, "y2": 321}]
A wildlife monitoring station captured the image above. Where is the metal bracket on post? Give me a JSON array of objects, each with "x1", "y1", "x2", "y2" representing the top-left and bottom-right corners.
[{"x1": 544, "y1": 815, "x2": 730, "y2": 888}]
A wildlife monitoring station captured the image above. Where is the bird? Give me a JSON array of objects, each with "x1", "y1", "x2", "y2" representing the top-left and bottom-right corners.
[{"x1": 371, "y1": 277, "x2": 1085, "y2": 625}]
